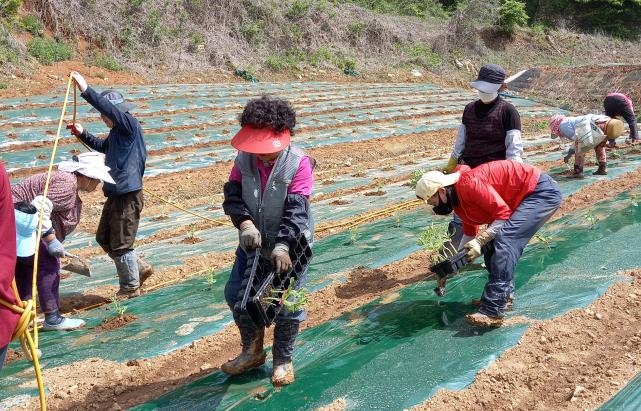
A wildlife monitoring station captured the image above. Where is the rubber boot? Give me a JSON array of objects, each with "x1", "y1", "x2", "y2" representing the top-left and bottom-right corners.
[
  {"x1": 593, "y1": 161, "x2": 607, "y2": 175},
  {"x1": 221, "y1": 324, "x2": 266, "y2": 375},
  {"x1": 563, "y1": 147, "x2": 575, "y2": 164},
  {"x1": 271, "y1": 320, "x2": 300, "y2": 386},
  {"x1": 566, "y1": 164, "x2": 584, "y2": 179},
  {"x1": 137, "y1": 257, "x2": 154, "y2": 286},
  {"x1": 113, "y1": 251, "x2": 140, "y2": 297}
]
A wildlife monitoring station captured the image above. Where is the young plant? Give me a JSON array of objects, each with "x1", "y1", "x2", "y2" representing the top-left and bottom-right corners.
[
  {"x1": 585, "y1": 209, "x2": 599, "y2": 228},
  {"x1": 110, "y1": 296, "x2": 127, "y2": 317},
  {"x1": 630, "y1": 193, "x2": 641, "y2": 207},
  {"x1": 205, "y1": 268, "x2": 216, "y2": 289},
  {"x1": 266, "y1": 283, "x2": 310, "y2": 313},
  {"x1": 409, "y1": 169, "x2": 426, "y2": 189},
  {"x1": 534, "y1": 233, "x2": 552, "y2": 249},
  {"x1": 418, "y1": 223, "x2": 457, "y2": 265}
]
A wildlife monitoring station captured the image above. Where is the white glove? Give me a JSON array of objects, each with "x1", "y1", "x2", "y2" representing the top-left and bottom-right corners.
[
  {"x1": 464, "y1": 238, "x2": 482, "y2": 261},
  {"x1": 239, "y1": 220, "x2": 261, "y2": 250},
  {"x1": 271, "y1": 243, "x2": 292, "y2": 274},
  {"x1": 70, "y1": 71, "x2": 88, "y2": 92}
]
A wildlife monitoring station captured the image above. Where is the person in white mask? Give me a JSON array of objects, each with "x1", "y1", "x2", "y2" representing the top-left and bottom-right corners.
[{"x1": 439, "y1": 63, "x2": 523, "y2": 280}]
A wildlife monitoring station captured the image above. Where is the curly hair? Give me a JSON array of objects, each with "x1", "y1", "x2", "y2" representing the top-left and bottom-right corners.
[{"x1": 239, "y1": 95, "x2": 296, "y2": 135}]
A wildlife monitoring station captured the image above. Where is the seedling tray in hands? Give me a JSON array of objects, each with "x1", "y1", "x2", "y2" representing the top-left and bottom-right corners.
[
  {"x1": 429, "y1": 243, "x2": 493, "y2": 297},
  {"x1": 236, "y1": 235, "x2": 313, "y2": 327}
]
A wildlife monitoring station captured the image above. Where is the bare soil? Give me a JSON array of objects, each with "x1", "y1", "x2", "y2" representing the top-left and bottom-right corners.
[{"x1": 6, "y1": 65, "x2": 641, "y2": 410}]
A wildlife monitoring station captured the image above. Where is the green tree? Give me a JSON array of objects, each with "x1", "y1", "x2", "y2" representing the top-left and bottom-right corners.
[{"x1": 497, "y1": 0, "x2": 529, "y2": 34}]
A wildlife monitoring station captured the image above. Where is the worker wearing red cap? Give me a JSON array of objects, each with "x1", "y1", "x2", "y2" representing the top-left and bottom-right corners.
[{"x1": 221, "y1": 95, "x2": 314, "y2": 386}]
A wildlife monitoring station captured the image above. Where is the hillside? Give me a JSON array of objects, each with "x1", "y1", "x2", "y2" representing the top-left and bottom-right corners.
[{"x1": 1, "y1": 0, "x2": 641, "y2": 110}]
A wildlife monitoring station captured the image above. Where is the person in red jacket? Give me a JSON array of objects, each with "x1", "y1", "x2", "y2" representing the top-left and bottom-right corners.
[
  {"x1": 0, "y1": 161, "x2": 19, "y2": 370},
  {"x1": 415, "y1": 160, "x2": 562, "y2": 327}
]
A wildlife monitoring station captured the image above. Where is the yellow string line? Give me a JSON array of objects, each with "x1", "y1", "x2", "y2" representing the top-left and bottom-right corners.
[{"x1": 142, "y1": 188, "x2": 233, "y2": 226}]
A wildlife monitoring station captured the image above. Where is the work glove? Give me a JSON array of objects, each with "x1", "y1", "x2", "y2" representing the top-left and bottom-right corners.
[
  {"x1": 70, "y1": 71, "x2": 88, "y2": 92},
  {"x1": 442, "y1": 156, "x2": 458, "y2": 174},
  {"x1": 46, "y1": 238, "x2": 65, "y2": 258},
  {"x1": 463, "y1": 230, "x2": 494, "y2": 262},
  {"x1": 239, "y1": 220, "x2": 261, "y2": 250},
  {"x1": 66, "y1": 122, "x2": 84, "y2": 137},
  {"x1": 271, "y1": 243, "x2": 292, "y2": 274},
  {"x1": 464, "y1": 238, "x2": 483, "y2": 261}
]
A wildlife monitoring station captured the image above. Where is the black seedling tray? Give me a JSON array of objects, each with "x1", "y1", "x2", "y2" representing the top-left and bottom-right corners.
[
  {"x1": 429, "y1": 242, "x2": 493, "y2": 297},
  {"x1": 235, "y1": 235, "x2": 313, "y2": 327}
]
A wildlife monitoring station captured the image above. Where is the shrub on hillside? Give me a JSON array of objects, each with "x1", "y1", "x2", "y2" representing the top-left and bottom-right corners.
[
  {"x1": 496, "y1": 0, "x2": 529, "y2": 34},
  {"x1": 19, "y1": 15, "x2": 43, "y2": 36},
  {"x1": 0, "y1": 0, "x2": 21, "y2": 19},
  {"x1": 27, "y1": 38, "x2": 73, "y2": 64}
]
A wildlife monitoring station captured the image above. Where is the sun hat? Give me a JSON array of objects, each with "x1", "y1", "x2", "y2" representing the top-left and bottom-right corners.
[
  {"x1": 58, "y1": 152, "x2": 115, "y2": 184},
  {"x1": 549, "y1": 114, "x2": 566, "y2": 138},
  {"x1": 89, "y1": 89, "x2": 136, "y2": 113},
  {"x1": 415, "y1": 171, "x2": 461, "y2": 201},
  {"x1": 470, "y1": 64, "x2": 506, "y2": 93},
  {"x1": 14, "y1": 202, "x2": 38, "y2": 258},
  {"x1": 231, "y1": 125, "x2": 291, "y2": 154},
  {"x1": 605, "y1": 118, "x2": 624, "y2": 139}
]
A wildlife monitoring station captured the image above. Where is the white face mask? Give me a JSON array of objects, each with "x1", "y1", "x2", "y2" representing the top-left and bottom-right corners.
[{"x1": 478, "y1": 91, "x2": 498, "y2": 103}]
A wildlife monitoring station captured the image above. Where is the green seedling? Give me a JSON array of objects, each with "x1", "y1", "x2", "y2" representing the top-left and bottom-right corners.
[
  {"x1": 409, "y1": 169, "x2": 426, "y2": 189},
  {"x1": 585, "y1": 209, "x2": 599, "y2": 228},
  {"x1": 535, "y1": 233, "x2": 552, "y2": 249},
  {"x1": 110, "y1": 296, "x2": 127, "y2": 317},
  {"x1": 346, "y1": 228, "x2": 359, "y2": 245},
  {"x1": 418, "y1": 223, "x2": 457, "y2": 265},
  {"x1": 265, "y1": 283, "x2": 310, "y2": 313},
  {"x1": 205, "y1": 268, "x2": 216, "y2": 289},
  {"x1": 392, "y1": 213, "x2": 402, "y2": 228},
  {"x1": 630, "y1": 193, "x2": 641, "y2": 207}
]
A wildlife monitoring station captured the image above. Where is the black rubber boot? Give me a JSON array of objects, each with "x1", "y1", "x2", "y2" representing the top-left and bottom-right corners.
[
  {"x1": 567, "y1": 164, "x2": 584, "y2": 179},
  {"x1": 593, "y1": 161, "x2": 607, "y2": 175}
]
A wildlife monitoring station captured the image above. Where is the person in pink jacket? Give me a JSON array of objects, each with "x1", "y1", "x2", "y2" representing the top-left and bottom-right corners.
[
  {"x1": 0, "y1": 161, "x2": 19, "y2": 370},
  {"x1": 416, "y1": 160, "x2": 562, "y2": 327}
]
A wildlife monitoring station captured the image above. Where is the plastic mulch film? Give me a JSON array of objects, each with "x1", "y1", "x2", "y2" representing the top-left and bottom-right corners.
[
  {"x1": 599, "y1": 371, "x2": 641, "y2": 410},
  {"x1": 2, "y1": 82, "x2": 564, "y2": 175},
  {"x1": 116, "y1": 191, "x2": 641, "y2": 410},
  {"x1": 3, "y1": 183, "x2": 641, "y2": 407}
]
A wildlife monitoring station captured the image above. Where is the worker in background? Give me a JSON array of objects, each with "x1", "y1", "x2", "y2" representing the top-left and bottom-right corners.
[
  {"x1": 549, "y1": 114, "x2": 623, "y2": 178},
  {"x1": 603, "y1": 92, "x2": 638, "y2": 147}
]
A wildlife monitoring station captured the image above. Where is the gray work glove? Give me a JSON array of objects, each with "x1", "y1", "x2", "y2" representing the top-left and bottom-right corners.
[
  {"x1": 239, "y1": 220, "x2": 261, "y2": 250},
  {"x1": 271, "y1": 243, "x2": 292, "y2": 274},
  {"x1": 46, "y1": 238, "x2": 65, "y2": 258}
]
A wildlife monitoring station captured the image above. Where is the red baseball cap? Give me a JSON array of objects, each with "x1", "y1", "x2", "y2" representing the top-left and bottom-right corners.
[{"x1": 231, "y1": 125, "x2": 291, "y2": 154}]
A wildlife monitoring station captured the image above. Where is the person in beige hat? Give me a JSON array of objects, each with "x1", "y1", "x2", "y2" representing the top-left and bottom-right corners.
[
  {"x1": 416, "y1": 160, "x2": 561, "y2": 327},
  {"x1": 549, "y1": 113, "x2": 623, "y2": 178},
  {"x1": 11, "y1": 152, "x2": 116, "y2": 330}
]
